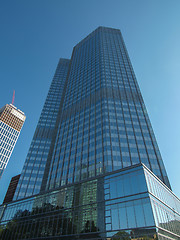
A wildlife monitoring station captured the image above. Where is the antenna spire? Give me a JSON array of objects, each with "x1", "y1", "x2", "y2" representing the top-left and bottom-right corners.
[{"x1": 12, "y1": 90, "x2": 15, "y2": 105}]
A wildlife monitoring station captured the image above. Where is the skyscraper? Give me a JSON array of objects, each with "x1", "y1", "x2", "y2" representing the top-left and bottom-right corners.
[
  {"x1": 0, "y1": 104, "x2": 26, "y2": 178},
  {"x1": 0, "y1": 27, "x2": 179, "y2": 240},
  {"x1": 14, "y1": 59, "x2": 70, "y2": 198}
]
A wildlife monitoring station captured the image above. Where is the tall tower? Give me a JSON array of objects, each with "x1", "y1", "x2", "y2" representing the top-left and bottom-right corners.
[
  {"x1": 13, "y1": 58, "x2": 70, "y2": 199},
  {"x1": 0, "y1": 27, "x2": 180, "y2": 240},
  {"x1": 0, "y1": 104, "x2": 26, "y2": 178},
  {"x1": 15, "y1": 27, "x2": 170, "y2": 200}
]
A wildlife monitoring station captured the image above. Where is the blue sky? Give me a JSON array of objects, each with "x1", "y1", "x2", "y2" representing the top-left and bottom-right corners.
[{"x1": 0, "y1": 0, "x2": 180, "y2": 203}]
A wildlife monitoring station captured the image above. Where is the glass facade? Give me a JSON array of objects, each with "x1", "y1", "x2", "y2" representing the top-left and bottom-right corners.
[
  {"x1": 0, "y1": 164, "x2": 179, "y2": 239},
  {"x1": 42, "y1": 27, "x2": 170, "y2": 192},
  {"x1": 14, "y1": 59, "x2": 70, "y2": 199},
  {"x1": 0, "y1": 104, "x2": 26, "y2": 178},
  {"x1": 144, "y1": 167, "x2": 180, "y2": 239},
  {"x1": 0, "y1": 27, "x2": 179, "y2": 239}
]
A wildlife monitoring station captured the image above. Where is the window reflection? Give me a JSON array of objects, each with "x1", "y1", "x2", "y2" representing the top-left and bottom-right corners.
[{"x1": 1, "y1": 164, "x2": 180, "y2": 239}]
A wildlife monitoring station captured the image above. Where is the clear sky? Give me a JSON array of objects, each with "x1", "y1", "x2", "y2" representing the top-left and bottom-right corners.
[{"x1": 0, "y1": 0, "x2": 180, "y2": 203}]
